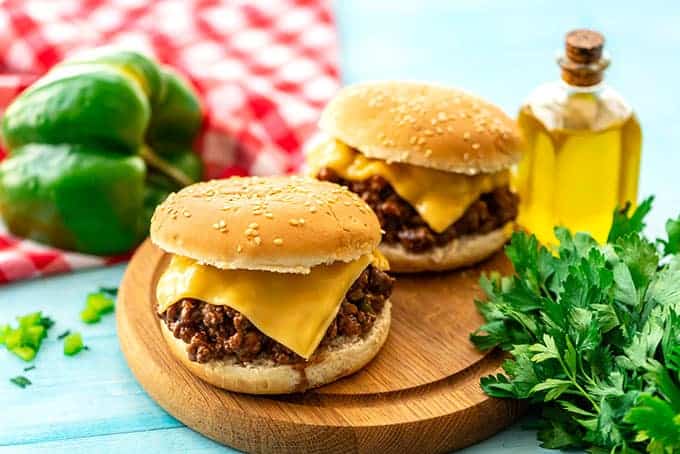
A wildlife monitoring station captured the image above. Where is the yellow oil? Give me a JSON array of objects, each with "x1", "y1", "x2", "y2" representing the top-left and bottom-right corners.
[{"x1": 515, "y1": 93, "x2": 642, "y2": 244}]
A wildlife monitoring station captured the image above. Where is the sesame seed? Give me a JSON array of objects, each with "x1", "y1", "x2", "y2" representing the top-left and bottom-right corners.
[
  {"x1": 183, "y1": 211, "x2": 191, "y2": 218},
  {"x1": 236, "y1": 245, "x2": 243, "y2": 253},
  {"x1": 424, "y1": 149, "x2": 433, "y2": 157},
  {"x1": 437, "y1": 112, "x2": 447, "y2": 121},
  {"x1": 472, "y1": 143, "x2": 481, "y2": 150},
  {"x1": 273, "y1": 238, "x2": 283, "y2": 246},
  {"x1": 253, "y1": 236, "x2": 262, "y2": 245},
  {"x1": 309, "y1": 206, "x2": 317, "y2": 213},
  {"x1": 463, "y1": 132, "x2": 471, "y2": 141},
  {"x1": 289, "y1": 219, "x2": 299, "y2": 226},
  {"x1": 265, "y1": 212, "x2": 273, "y2": 218},
  {"x1": 248, "y1": 222, "x2": 259, "y2": 229},
  {"x1": 409, "y1": 137, "x2": 417, "y2": 145}
]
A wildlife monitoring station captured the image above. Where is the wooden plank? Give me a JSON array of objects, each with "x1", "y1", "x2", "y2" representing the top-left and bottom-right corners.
[
  {"x1": 0, "y1": 427, "x2": 231, "y2": 454},
  {"x1": 0, "y1": 266, "x2": 181, "y2": 446}
]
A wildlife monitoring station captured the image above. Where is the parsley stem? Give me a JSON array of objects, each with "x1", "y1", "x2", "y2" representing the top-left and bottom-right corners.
[
  {"x1": 556, "y1": 352, "x2": 600, "y2": 413},
  {"x1": 577, "y1": 354, "x2": 598, "y2": 388}
]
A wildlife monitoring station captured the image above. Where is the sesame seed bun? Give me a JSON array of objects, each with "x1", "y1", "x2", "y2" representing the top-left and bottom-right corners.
[
  {"x1": 319, "y1": 81, "x2": 523, "y2": 175},
  {"x1": 150, "y1": 176, "x2": 382, "y2": 273},
  {"x1": 380, "y1": 227, "x2": 509, "y2": 273},
  {"x1": 160, "y1": 300, "x2": 391, "y2": 394}
]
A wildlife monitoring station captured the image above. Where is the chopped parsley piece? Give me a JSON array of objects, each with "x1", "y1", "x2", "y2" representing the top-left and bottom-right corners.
[
  {"x1": 63, "y1": 333, "x2": 84, "y2": 356},
  {"x1": 471, "y1": 197, "x2": 680, "y2": 452},
  {"x1": 0, "y1": 312, "x2": 53, "y2": 361},
  {"x1": 98, "y1": 286, "x2": 118, "y2": 297},
  {"x1": 10, "y1": 376, "x2": 31, "y2": 388},
  {"x1": 81, "y1": 292, "x2": 115, "y2": 324},
  {"x1": 57, "y1": 330, "x2": 71, "y2": 340},
  {"x1": 23, "y1": 365, "x2": 35, "y2": 372},
  {"x1": 39, "y1": 316, "x2": 54, "y2": 330}
]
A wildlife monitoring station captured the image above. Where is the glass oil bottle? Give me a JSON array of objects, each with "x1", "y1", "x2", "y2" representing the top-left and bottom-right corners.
[{"x1": 515, "y1": 29, "x2": 642, "y2": 244}]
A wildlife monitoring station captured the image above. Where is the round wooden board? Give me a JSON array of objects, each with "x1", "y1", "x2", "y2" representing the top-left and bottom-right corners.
[{"x1": 117, "y1": 240, "x2": 522, "y2": 453}]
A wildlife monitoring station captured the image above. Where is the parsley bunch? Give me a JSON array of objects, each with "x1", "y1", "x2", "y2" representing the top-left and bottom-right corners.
[{"x1": 471, "y1": 198, "x2": 680, "y2": 453}]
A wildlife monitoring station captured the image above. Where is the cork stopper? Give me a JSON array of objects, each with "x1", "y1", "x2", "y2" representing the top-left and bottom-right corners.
[
  {"x1": 559, "y1": 29, "x2": 610, "y2": 86},
  {"x1": 565, "y1": 29, "x2": 604, "y2": 63}
]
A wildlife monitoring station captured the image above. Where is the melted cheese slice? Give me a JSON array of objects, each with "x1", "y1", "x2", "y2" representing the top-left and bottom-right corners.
[
  {"x1": 306, "y1": 140, "x2": 509, "y2": 233},
  {"x1": 157, "y1": 254, "x2": 373, "y2": 359}
]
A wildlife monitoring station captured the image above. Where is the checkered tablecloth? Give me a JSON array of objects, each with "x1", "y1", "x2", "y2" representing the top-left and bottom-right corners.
[{"x1": 0, "y1": 0, "x2": 340, "y2": 284}]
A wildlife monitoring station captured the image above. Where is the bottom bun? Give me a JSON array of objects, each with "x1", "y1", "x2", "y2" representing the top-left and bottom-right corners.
[
  {"x1": 160, "y1": 300, "x2": 391, "y2": 394},
  {"x1": 380, "y1": 226, "x2": 509, "y2": 273}
]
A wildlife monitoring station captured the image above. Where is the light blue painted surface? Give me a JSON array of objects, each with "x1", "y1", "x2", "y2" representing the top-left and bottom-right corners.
[{"x1": 2, "y1": 1, "x2": 679, "y2": 452}]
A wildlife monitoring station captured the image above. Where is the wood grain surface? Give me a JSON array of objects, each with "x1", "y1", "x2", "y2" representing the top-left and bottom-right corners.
[{"x1": 117, "y1": 240, "x2": 522, "y2": 453}]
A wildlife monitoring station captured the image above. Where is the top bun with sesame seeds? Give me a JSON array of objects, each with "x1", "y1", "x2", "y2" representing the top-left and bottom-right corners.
[
  {"x1": 318, "y1": 81, "x2": 522, "y2": 175},
  {"x1": 150, "y1": 176, "x2": 382, "y2": 274}
]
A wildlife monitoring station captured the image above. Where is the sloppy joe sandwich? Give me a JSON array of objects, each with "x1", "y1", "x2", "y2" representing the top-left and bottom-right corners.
[
  {"x1": 307, "y1": 81, "x2": 522, "y2": 272},
  {"x1": 150, "y1": 176, "x2": 393, "y2": 394}
]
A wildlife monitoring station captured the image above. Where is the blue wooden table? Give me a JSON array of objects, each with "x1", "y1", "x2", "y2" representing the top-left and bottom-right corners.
[{"x1": 2, "y1": 1, "x2": 679, "y2": 452}]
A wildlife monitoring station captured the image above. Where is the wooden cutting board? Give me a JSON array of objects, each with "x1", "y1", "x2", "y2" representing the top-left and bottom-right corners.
[{"x1": 117, "y1": 240, "x2": 521, "y2": 453}]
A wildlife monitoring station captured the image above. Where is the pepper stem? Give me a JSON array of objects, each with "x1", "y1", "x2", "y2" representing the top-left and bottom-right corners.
[{"x1": 139, "y1": 146, "x2": 193, "y2": 187}]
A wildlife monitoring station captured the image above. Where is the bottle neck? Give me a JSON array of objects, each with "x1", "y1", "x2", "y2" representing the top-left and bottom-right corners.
[
  {"x1": 557, "y1": 50, "x2": 610, "y2": 87},
  {"x1": 559, "y1": 78, "x2": 606, "y2": 94},
  {"x1": 560, "y1": 67, "x2": 605, "y2": 87}
]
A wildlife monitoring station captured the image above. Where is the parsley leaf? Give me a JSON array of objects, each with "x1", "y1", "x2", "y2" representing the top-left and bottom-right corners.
[
  {"x1": 9, "y1": 376, "x2": 31, "y2": 388},
  {"x1": 607, "y1": 196, "x2": 654, "y2": 243},
  {"x1": 660, "y1": 216, "x2": 680, "y2": 256},
  {"x1": 98, "y1": 286, "x2": 118, "y2": 297},
  {"x1": 471, "y1": 199, "x2": 680, "y2": 452}
]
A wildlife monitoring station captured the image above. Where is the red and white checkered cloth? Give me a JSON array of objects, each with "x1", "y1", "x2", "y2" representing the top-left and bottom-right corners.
[{"x1": 0, "y1": 0, "x2": 340, "y2": 284}]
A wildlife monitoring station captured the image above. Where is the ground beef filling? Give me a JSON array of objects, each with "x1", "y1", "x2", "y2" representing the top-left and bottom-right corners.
[
  {"x1": 317, "y1": 167, "x2": 519, "y2": 253},
  {"x1": 159, "y1": 265, "x2": 394, "y2": 365}
]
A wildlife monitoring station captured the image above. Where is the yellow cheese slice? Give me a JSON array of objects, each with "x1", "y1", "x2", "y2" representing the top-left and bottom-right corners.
[
  {"x1": 156, "y1": 254, "x2": 373, "y2": 359},
  {"x1": 306, "y1": 140, "x2": 509, "y2": 233}
]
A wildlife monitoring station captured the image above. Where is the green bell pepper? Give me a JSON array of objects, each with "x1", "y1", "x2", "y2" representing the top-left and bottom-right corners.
[
  {"x1": 0, "y1": 144, "x2": 146, "y2": 254},
  {"x1": 63, "y1": 332, "x2": 84, "y2": 356},
  {"x1": 0, "y1": 48, "x2": 202, "y2": 254},
  {"x1": 146, "y1": 67, "x2": 202, "y2": 147}
]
